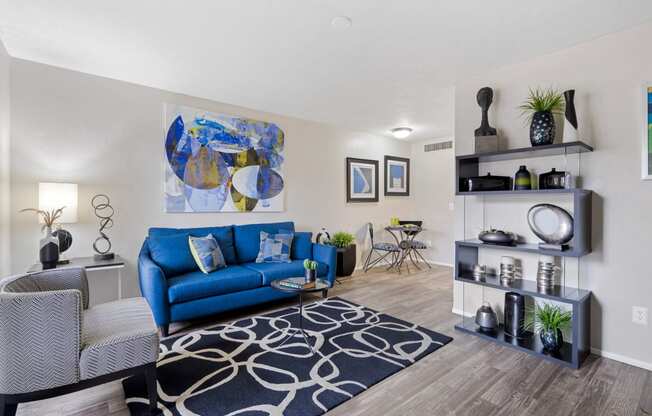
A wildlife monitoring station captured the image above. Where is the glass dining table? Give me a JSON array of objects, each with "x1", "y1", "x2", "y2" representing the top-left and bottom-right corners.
[{"x1": 384, "y1": 225, "x2": 430, "y2": 273}]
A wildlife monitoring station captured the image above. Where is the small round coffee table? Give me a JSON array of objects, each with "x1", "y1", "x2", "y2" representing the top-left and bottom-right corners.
[{"x1": 270, "y1": 277, "x2": 331, "y2": 355}]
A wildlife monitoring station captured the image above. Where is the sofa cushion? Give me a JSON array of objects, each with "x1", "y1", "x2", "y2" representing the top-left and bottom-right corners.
[
  {"x1": 255, "y1": 231, "x2": 293, "y2": 263},
  {"x1": 189, "y1": 234, "x2": 226, "y2": 273},
  {"x1": 149, "y1": 226, "x2": 237, "y2": 265},
  {"x1": 80, "y1": 297, "x2": 159, "y2": 380},
  {"x1": 147, "y1": 233, "x2": 197, "y2": 276},
  {"x1": 242, "y1": 260, "x2": 328, "y2": 286},
  {"x1": 233, "y1": 222, "x2": 295, "y2": 263},
  {"x1": 291, "y1": 232, "x2": 313, "y2": 260},
  {"x1": 167, "y1": 266, "x2": 263, "y2": 304}
]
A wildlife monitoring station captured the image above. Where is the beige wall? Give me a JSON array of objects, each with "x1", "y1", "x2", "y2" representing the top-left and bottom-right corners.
[
  {"x1": 8, "y1": 59, "x2": 416, "y2": 303},
  {"x1": 410, "y1": 139, "x2": 455, "y2": 266},
  {"x1": 0, "y1": 39, "x2": 10, "y2": 277},
  {"x1": 454, "y1": 22, "x2": 652, "y2": 369}
]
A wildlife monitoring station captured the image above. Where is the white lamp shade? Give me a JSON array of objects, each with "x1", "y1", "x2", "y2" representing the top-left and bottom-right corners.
[{"x1": 38, "y1": 182, "x2": 78, "y2": 224}]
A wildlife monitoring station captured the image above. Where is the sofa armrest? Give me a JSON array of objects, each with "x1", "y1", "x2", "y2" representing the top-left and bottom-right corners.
[
  {"x1": 312, "y1": 243, "x2": 337, "y2": 286},
  {"x1": 0, "y1": 288, "x2": 82, "y2": 394},
  {"x1": 138, "y1": 239, "x2": 170, "y2": 327}
]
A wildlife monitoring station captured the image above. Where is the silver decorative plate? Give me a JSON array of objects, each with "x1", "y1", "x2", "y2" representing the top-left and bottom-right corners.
[{"x1": 527, "y1": 203, "x2": 574, "y2": 245}]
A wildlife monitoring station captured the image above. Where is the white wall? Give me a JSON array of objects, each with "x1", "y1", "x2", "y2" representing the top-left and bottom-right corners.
[
  {"x1": 9, "y1": 59, "x2": 416, "y2": 302},
  {"x1": 454, "y1": 22, "x2": 652, "y2": 369},
  {"x1": 0, "y1": 39, "x2": 10, "y2": 277},
  {"x1": 410, "y1": 139, "x2": 455, "y2": 266}
]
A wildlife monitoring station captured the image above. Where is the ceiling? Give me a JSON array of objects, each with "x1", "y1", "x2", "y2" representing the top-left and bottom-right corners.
[{"x1": 1, "y1": 1, "x2": 652, "y2": 141}]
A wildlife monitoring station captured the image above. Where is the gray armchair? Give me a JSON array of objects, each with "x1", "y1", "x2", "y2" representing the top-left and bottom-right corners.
[{"x1": 0, "y1": 268, "x2": 159, "y2": 416}]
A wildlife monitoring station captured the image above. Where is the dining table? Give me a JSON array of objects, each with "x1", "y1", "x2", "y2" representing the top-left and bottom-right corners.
[{"x1": 384, "y1": 224, "x2": 426, "y2": 273}]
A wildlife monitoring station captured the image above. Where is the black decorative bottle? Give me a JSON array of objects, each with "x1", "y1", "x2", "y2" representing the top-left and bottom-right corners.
[
  {"x1": 39, "y1": 226, "x2": 60, "y2": 270},
  {"x1": 514, "y1": 165, "x2": 532, "y2": 190}
]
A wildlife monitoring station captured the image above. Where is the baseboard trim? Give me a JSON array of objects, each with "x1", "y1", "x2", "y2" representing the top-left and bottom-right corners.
[
  {"x1": 451, "y1": 308, "x2": 474, "y2": 318},
  {"x1": 590, "y1": 347, "x2": 652, "y2": 371},
  {"x1": 426, "y1": 260, "x2": 453, "y2": 268}
]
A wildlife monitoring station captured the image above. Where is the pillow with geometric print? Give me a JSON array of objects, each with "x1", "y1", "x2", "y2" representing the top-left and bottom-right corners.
[
  {"x1": 255, "y1": 231, "x2": 294, "y2": 263},
  {"x1": 188, "y1": 234, "x2": 226, "y2": 274}
]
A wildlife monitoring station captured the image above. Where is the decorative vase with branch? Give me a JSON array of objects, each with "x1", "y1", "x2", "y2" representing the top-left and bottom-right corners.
[
  {"x1": 20, "y1": 207, "x2": 66, "y2": 269},
  {"x1": 519, "y1": 87, "x2": 565, "y2": 147}
]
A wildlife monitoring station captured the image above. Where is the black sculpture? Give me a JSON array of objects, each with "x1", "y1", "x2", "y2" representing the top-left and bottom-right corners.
[
  {"x1": 92, "y1": 194, "x2": 115, "y2": 260},
  {"x1": 475, "y1": 87, "x2": 497, "y2": 137},
  {"x1": 563, "y1": 89, "x2": 578, "y2": 141}
]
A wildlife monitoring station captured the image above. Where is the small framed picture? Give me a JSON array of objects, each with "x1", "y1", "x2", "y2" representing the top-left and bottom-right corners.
[
  {"x1": 643, "y1": 85, "x2": 652, "y2": 180},
  {"x1": 346, "y1": 158, "x2": 379, "y2": 202},
  {"x1": 384, "y1": 155, "x2": 410, "y2": 196}
]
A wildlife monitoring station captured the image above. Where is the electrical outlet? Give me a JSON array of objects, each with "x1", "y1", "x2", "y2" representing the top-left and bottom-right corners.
[{"x1": 632, "y1": 306, "x2": 648, "y2": 326}]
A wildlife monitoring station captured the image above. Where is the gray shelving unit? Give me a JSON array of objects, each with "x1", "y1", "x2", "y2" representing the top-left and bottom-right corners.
[{"x1": 454, "y1": 140, "x2": 593, "y2": 369}]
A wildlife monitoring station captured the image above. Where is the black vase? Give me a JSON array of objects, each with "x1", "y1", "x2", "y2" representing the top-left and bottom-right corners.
[
  {"x1": 504, "y1": 292, "x2": 526, "y2": 338},
  {"x1": 514, "y1": 165, "x2": 532, "y2": 190},
  {"x1": 530, "y1": 111, "x2": 555, "y2": 146},
  {"x1": 336, "y1": 244, "x2": 357, "y2": 277},
  {"x1": 305, "y1": 268, "x2": 316, "y2": 283},
  {"x1": 540, "y1": 328, "x2": 564, "y2": 352},
  {"x1": 39, "y1": 227, "x2": 60, "y2": 270}
]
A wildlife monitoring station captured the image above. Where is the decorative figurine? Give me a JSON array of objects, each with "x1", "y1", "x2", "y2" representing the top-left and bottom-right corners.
[
  {"x1": 92, "y1": 194, "x2": 115, "y2": 260},
  {"x1": 563, "y1": 89, "x2": 578, "y2": 142},
  {"x1": 474, "y1": 87, "x2": 499, "y2": 153}
]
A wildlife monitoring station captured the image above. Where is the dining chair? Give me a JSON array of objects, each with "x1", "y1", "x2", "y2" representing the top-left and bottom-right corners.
[
  {"x1": 362, "y1": 223, "x2": 400, "y2": 272},
  {"x1": 398, "y1": 220, "x2": 432, "y2": 269}
]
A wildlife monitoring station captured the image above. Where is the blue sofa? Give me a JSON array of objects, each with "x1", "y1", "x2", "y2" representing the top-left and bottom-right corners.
[{"x1": 138, "y1": 221, "x2": 337, "y2": 336}]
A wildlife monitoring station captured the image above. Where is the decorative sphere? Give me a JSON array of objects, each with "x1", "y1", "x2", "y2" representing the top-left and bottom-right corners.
[{"x1": 53, "y1": 229, "x2": 73, "y2": 253}]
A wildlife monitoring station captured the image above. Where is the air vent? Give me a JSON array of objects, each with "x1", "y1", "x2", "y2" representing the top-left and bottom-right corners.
[{"x1": 424, "y1": 141, "x2": 453, "y2": 152}]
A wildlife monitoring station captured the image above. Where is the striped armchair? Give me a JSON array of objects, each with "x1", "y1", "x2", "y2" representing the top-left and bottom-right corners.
[{"x1": 0, "y1": 268, "x2": 159, "y2": 416}]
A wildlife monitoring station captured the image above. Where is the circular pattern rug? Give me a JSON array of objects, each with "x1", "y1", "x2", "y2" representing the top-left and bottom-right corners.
[{"x1": 123, "y1": 297, "x2": 452, "y2": 415}]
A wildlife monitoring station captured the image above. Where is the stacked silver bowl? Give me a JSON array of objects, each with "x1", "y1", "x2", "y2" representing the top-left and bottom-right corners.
[
  {"x1": 537, "y1": 256, "x2": 559, "y2": 290},
  {"x1": 500, "y1": 256, "x2": 516, "y2": 285}
]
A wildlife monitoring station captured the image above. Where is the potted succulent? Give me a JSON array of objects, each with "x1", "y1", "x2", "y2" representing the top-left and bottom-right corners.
[
  {"x1": 303, "y1": 259, "x2": 318, "y2": 282},
  {"x1": 525, "y1": 303, "x2": 572, "y2": 353},
  {"x1": 327, "y1": 231, "x2": 356, "y2": 277},
  {"x1": 519, "y1": 87, "x2": 565, "y2": 147}
]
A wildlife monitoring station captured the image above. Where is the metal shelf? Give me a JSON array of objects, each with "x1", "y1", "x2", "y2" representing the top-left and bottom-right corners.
[
  {"x1": 456, "y1": 239, "x2": 589, "y2": 258},
  {"x1": 456, "y1": 141, "x2": 593, "y2": 163},
  {"x1": 456, "y1": 188, "x2": 590, "y2": 197}
]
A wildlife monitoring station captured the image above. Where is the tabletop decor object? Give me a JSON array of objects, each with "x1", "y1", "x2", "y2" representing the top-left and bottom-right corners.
[
  {"x1": 164, "y1": 104, "x2": 285, "y2": 212},
  {"x1": 303, "y1": 259, "x2": 318, "y2": 282},
  {"x1": 472, "y1": 264, "x2": 487, "y2": 281},
  {"x1": 525, "y1": 303, "x2": 572, "y2": 353},
  {"x1": 464, "y1": 173, "x2": 511, "y2": 192},
  {"x1": 514, "y1": 165, "x2": 532, "y2": 190},
  {"x1": 537, "y1": 255, "x2": 560, "y2": 292},
  {"x1": 91, "y1": 194, "x2": 115, "y2": 260},
  {"x1": 474, "y1": 87, "x2": 499, "y2": 153},
  {"x1": 327, "y1": 231, "x2": 356, "y2": 277},
  {"x1": 475, "y1": 302, "x2": 499, "y2": 332},
  {"x1": 384, "y1": 155, "x2": 410, "y2": 196},
  {"x1": 539, "y1": 168, "x2": 566, "y2": 189},
  {"x1": 478, "y1": 228, "x2": 516, "y2": 246},
  {"x1": 346, "y1": 157, "x2": 379, "y2": 202},
  {"x1": 315, "y1": 227, "x2": 331, "y2": 244},
  {"x1": 527, "y1": 203, "x2": 574, "y2": 251},
  {"x1": 19, "y1": 206, "x2": 63, "y2": 269},
  {"x1": 519, "y1": 87, "x2": 564, "y2": 147},
  {"x1": 504, "y1": 292, "x2": 527, "y2": 339},
  {"x1": 562, "y1": 89, "x2": 578, "y2": 142},
  {"x1": 500, "y1": 256, "x2": 516, "y2": 285}
]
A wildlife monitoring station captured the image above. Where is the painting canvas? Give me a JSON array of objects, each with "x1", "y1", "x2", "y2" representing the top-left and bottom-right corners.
[
  {"x1": 644, "y1": 86, "x2": 652, "y2": 180},
  {"x1": 384, "y1": 156, "x2": 410, "y2": 196},
  {"x1": 346, "y1": 158, "x2": 379, "y2": 202},
  {"x1": 164, "y1": 104, "x2": 285, "y2": 212}
]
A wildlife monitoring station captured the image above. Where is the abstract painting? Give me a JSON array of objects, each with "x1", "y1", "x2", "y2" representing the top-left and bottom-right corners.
[
  {"x1": 384, "y1": 155, "x2": 410, "y2": 196},
  {"x1": 644, "y1": 86, "x2": 652, "y2": 180},
  {"x1": 346, "y1": 158, "x2": 378, "y2": 202},
  {"x1": 164, "y1": 104, "x2": 285, "y2": 212}
]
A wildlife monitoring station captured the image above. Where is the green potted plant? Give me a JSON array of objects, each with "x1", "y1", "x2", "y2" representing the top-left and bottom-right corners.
[
  {"x1": 519, "y1": 87, "x2": 564, "y2": 147},
  {"x1": 525, "y1": 303, "x2": 572, "y2": 353},
  {"x1": 303, "y1": 259, "x2": 318, "y2": 282},
  {"x1": 326, "y1": 231, "x2": 356, "y2": 277}
]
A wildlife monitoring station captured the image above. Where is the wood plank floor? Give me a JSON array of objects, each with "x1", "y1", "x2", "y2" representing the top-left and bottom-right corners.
[{"x1": 17, "y1": 265, "x2": 652, "y2": 416}]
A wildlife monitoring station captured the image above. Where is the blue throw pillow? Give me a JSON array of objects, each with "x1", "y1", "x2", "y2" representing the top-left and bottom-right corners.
[
  {"x1": 148, "y1": 233, "x2": 197, "y2": 276},
  {"x1": 281, "y1": 230, "x2": 312, "y2": 260},
  {"x1": 188, "y1": 234, "x2": 226, "y2": 274},
  {"x1": 255, "y1": 231, "x2": 293, "y2": 263}
]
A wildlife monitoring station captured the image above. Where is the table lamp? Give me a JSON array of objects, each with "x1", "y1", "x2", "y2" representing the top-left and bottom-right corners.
[{"x1": 39, "y1": 182, "x2": 78, "y2": 264}]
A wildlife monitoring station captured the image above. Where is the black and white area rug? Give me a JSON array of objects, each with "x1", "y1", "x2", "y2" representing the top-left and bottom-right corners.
[{"x1": 123, "y1": 297, "x2": 452, "y2": 415}]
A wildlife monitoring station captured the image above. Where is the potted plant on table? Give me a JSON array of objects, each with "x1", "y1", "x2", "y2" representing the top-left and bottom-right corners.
[
  {"x1": 327, "y1": 231, "x2": 356, "y2": 277},
  {"x1": 525, "y1": 303, "x2": 572, "y2": 353},
  {"x1": 303, "y1": 259, "x2": 318, "y2": 282},
  {"x1": 519, "y1": 87, "x2": 565, "y2": 147}
]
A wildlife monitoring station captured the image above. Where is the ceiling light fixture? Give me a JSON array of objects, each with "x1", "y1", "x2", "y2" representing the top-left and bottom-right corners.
[
  {"x1": 331, "y1": 16, "x2": 352, "y2": 30},
  {"x1": 391, "y1": 127, "x2": 413, "y2": 139}
]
